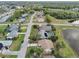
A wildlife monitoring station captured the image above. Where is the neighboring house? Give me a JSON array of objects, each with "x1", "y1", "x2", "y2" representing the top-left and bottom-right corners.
[
  {"x1": 0, "y1": 15, "x2": 11, "y2": 23},
  {"x1": 0, "y1": 40, "x2": 12, "y2": 49},
  {"x1": 38, "y1": 25, "x2": 54, "y2": 39},
  {"x1": 6, "y1": 30, "x2": 18, "y2": 40},
  {"x1": 22, "y1": 13, "x2": 28, "y2": 18},
  {"x1": 38, "y1": 30, "x2": 54, "y2": 39},
  {"x1": 38, "y1": 39, "x2": 54, "y2": 54},
  {"x1": 19, "y1": 17, "x2": 26, "y2": 23},
  {"x1": 71, "y1": 20, "x2": 79, "y2": 25},
  {"x1": 19, "y1": 13, "x2": 28, "y2": 23},
  {"x1": 8, "y1": 24, "x2": 19, "y2": 32},
  {"x1": 39, "y1": 25, "x2": 52, "y2": 31},
  {"x1": 38, "y1": 30, "x2": 47, "y2": 38},
  {"x1": 70, "y1": 8, "x2": 79, "y2": 11}
]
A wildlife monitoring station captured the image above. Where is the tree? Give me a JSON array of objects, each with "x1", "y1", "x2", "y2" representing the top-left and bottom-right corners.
[
  {"x1": 44, "y1": 9, "x2": 79, "y2": 19},
  {"x1": 50, "y1": 36, "x2": 58, "y2": 42}
]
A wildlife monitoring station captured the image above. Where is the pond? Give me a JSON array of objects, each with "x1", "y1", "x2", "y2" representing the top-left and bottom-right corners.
[{"x1": 62, "y1": 29, "x2": 79, "y2": 56}]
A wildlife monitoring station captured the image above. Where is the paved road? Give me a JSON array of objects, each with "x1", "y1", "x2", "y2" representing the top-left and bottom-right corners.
[
  {"x1": 17, "y1": 12, "x2": 36, "y2": 58},
  {"x1": 0, "y1": 22, "x2": 79, "y2": 27}
]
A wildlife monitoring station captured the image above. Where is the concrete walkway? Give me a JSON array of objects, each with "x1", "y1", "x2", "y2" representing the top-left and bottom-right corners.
[{"x1": 2, "y1": 49, "x2": 19, "y2": 55}]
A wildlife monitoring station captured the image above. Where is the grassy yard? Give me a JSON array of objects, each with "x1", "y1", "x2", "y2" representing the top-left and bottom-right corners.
[
  {"x1": 0, "y1": 25, "x2": 8, "y2": 40},
  {"x1": 0, "y1": 53, "x2": 17, "y2": 58},
  {"x1": 4, "y1": 55, "x2": 17, "y2": 58},
  {"x1": 54, "y1": 26, "x2": 78, "y2": 57},
  {"x1": 57, "y1": 26, "x2": 79, "y2": 30},
  {"x1": 20, "y1": 25, "x2": 27, "y2": 32},
  {"x1": 26, "y1": 46, "x2": 43, "y2": 58},
  {"x1": 25, "y1": 15, "x2": 30, "y2": 23},
  {"x1": 29, "y1": 26, "x2": 38, "y2": 43},
  {"x1": 9, "y1": 34, "x2": 25, "y2": 51},
  {"x1": 45, "y1": 14, "x2": 70, "y2": 24},
  {"x1": 0, "y1": 25, "x2": 7, "y2": 32}
]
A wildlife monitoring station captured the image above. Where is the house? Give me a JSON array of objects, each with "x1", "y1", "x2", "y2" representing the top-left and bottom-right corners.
[
  {"x1": 38, "y1": 39, "x2": 54, "y2": 54},
  {"x1": 38, "y1": 30, "x2": 54, "y2": 39},
  {"x1": 38, "y1": 30, "x2": 47, "y2": 38},
  {"x1": 6, "y1": 30, "x2": 18, "y2": 40},
  {"x1": 38, "y1": 25, "x2": 54, "y2": 39},
  {"x1": 19, "y1": 13, "x2": 28, "y2": 23},
  {"x1": 39, "y1": 25, "x2": 52, "y2": 31},
  {"x1": 22, "y1": 13, "x2": 28, "y2": 18},
  {"x1": 19, "y1": 17, "x2": 26, "y2": 23},
  {"x1": 8, "y1": 24, "x2": 19, "y2": 32},
  {"x1": 0, "y1": 15, "x2": 11, "y2": 23},
  {"x1": 0, "y1": 40, "x2": 12, "y2": 49}
]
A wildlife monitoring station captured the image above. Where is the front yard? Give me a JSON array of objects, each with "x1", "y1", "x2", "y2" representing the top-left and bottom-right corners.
[
  {"x1": 0, "y1": 25, "x2": 7, "y2": 32},
  {"x1": 29, "y1": 25, "x2": 39, "y2": 43},
  {"x1": 20, "y1": 25, "x2": 27, "y2": 32},
  {"x1": 26, "y1": 46, "x2": 43, "y2": 58},
  {"x1": 9, "y1": 34, "x2": 25, "y2": 51}
]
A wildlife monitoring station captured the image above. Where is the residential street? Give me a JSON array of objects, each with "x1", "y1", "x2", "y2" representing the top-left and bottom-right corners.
[
  {"x1": 17, "y1": 12, "x2": 36, "y2": 58},
  {"x1": 0, "y1": 23, "x2": 79, "y2": 27}
]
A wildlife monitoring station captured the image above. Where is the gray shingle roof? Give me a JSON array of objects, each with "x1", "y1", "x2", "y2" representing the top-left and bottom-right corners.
[
  {"x1": 7, "y1": 30, "x2": 18, "y2": 39},
  {"x1": 0, "y1": 15, "x2": 11, "y2": 23},
  {"x1": 9, "y1": 24, "x2": 18, "y2": 31},
  {"x1": 39, "y1": 25, "x2": 52, "y2": 31},
  {"x1": 0, "y1": 40, "x2": 12, "y2": 46},
  {"x1": 22, "y1": 13, "x2": 28, "y2": 17},
  {"x1": 19, "y1": 18, "x2": 26, "y2": 22}
]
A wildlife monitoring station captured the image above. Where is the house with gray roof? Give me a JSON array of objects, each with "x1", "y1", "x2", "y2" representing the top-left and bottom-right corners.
[
  {"x1": 0, "y1": 40, "x2": 12, "y2": 47},
  {"x1": 0, "y1": 40, "x2": 12, "y2": 49},
  {"x1": 0, "y1": 15, "x2": 11, "y2": 23},
  {"x1": 39, "y1": 25, "x2": 52, "y2": 31},
  {"x1": 22, "y1": 13, "x2": 28, "y2": 18},
  {"x1": 8, "y1": 24, "x2": 19, "y2": 32},
  {"x1": 6, "y1": 30, "x2": 18, "y2": 40},
  {"x1": 19, "y1": 17, "x2": 26, "y2": 23},
  {"x1": 38, "y1": 30, "x2": 54, "y2": 39},
  {"x1": 38, "y1": 25, "x2": 54, "y2": 39}
]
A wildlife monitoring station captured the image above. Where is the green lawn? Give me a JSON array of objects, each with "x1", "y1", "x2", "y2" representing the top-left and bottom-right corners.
[
  {"x1": 0, "y1": 25, "x2": 8, "y2": 40},
  {"x1": 29, "y1": 26, "x2": 38, "y2": 43},
  {"x1": 0, "y1": 53, "x2": 17, "y2": 58},
  {"x1": 9, "y1": 34, "x2": 24, "y2": 51},
  {"x1": 26, "y1": 46, "x2": 43, "y2": 58},
  {"x1": 57, "y1": 26, "x2": 79, "y2": 30},
  {"x1": 54, "y1": 26, "x2": 78, "y2": 58},
  {"x1": 45, "y1": 14, "x2": 69, "y2": 24},
  {"x1": 4, "y1": 55, "x2": 17, "y2": 58},
  {"x1": 20, "y1": 25, "x2": 27, "y2": 32},
  {"x1": 0, "y1": 25, "x2": 7, "y2": 32}
]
